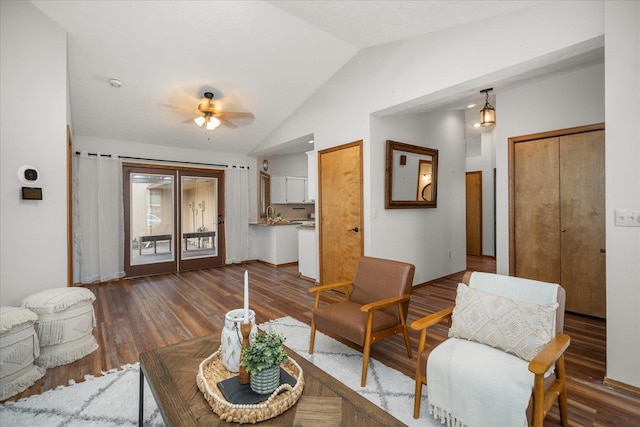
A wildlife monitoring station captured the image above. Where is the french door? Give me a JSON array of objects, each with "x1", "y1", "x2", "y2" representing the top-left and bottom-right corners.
[{"x1": 123, "y1": 165, "x2": 225, "y2": 277}]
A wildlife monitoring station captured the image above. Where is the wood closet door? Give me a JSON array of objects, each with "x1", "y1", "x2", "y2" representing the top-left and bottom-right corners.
[
  {"x1": 513, "y1": 137, "x2": 561, "y2": 284},
  {"x1": 559, "y1": 130, "x2": 606, "y2": 318},
  {"x1": 466, "y1": 171, "x2": 483, "y2": 256},
  {"x1": 511, "y1": 127, "x2": 605, "y2": 318}
]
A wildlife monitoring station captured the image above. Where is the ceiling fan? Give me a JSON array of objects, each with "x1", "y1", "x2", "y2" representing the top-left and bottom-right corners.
[{"x1": 161, "y1": 91, "x2": 254, "y2": 131}]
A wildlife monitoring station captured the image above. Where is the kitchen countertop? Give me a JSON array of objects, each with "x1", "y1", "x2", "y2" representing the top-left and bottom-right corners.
[{"x1": 249, "y1": 221, "x2": 302, "y2": 226}]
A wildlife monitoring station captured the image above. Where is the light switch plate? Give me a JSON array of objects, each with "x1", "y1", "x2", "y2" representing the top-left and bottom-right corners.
[{"x1": 614, "y1": 209, "x2": 640, "y2": 227}]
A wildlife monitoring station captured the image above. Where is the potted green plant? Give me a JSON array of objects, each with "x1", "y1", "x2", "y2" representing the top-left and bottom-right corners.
[{"x1": 240, "y1": 330, "x2": 288, "y2": 394}]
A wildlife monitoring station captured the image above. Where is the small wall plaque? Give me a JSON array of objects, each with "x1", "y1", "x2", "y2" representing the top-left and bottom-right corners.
[{"x1": 21, "y1": 187, "x2": 42, "y2": 200}]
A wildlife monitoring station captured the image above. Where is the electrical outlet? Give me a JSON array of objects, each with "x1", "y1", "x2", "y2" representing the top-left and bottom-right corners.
[{"x1": 614, "y1": 209, "x2": 640, "y2": 227}]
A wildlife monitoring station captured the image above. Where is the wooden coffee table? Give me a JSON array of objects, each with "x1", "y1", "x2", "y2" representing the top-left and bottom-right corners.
[{"x1": 139, "y1": 334, "x2": 406, "y2": 426}]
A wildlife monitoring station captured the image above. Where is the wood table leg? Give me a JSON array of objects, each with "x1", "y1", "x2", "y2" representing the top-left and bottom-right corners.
[{"x1": 139, "y1": 368, "x2": 144, "y2": 426}]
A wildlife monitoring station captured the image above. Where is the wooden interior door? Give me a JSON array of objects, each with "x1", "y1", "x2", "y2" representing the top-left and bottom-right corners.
[
  {"x1": 510, "y1": 124, "x2": 605, "y2": 318},
  {"x1": 560, "y1": 130, "x2": 606, "y2": 317},
  {"x1": 318, "y1": 141, "x2": 363, "y2": 285},
  {"x1": 513, "y1": 137, "x2": 561, "y2": 284},
  {"x1": 465, "y1": 171, "x2": 483, "y2": 256}
]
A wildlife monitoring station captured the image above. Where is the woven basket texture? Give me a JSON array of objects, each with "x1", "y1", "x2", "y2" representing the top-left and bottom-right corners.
[{"x1": 196, "y1": 349, "x2": 304, "y2": 424}]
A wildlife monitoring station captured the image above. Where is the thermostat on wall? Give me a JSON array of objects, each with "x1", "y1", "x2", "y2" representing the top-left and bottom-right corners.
[
  {"x1": 18, "y1": 165, "x2": 39, "y2": 184},
  {"x1": 21, "y1": 187, "x2": 43, "y2": 200}
]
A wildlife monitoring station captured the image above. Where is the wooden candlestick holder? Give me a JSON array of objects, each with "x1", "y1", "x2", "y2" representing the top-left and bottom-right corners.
[{"x1": 238, "y1": 321, "x2": 252, "y2": 384}]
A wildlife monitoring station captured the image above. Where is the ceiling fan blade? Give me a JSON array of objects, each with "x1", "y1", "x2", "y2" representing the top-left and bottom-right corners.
[
  {"x1": 219, "y1": 117, "x2": 238, "y2": 129},
  {"x1": 214, "y1": 111, "x2": 255, "y2": 119},
  {"x1": 158, "y1": 103, "x2": 198, "y2": 115}
]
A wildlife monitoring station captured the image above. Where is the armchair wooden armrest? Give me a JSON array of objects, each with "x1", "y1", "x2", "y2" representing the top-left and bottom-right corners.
[
  {"x1": 309, "y1": 281, "x2": 353, "y2": 308},
  {"x1": 308, "y1": 281, "x2": 353, "y2": 294},
  {"x1": 361, "y1": 294, "x2": 411, "y2": 312},
  {"x1": 410, "y1": 306, "x2": 454, "y2": 332},
  {"x1": 528, "y1": 333, "x2": 571, "y2": 375}
]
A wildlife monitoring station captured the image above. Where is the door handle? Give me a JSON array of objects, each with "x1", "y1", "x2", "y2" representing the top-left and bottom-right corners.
[{"x1": 349, "y1": 227, "x2": 359, "y2": 233}]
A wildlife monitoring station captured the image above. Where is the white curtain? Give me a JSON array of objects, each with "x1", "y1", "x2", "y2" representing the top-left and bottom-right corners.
[
  {"x1": 73, "y1": 153, "x2": 125, "y2": 283},
  {"x1": 224, "y1": 166, "x2": 250, "y2": 264}
]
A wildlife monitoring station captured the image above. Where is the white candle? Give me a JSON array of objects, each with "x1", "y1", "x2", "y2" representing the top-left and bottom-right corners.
[{"x1": 243, "y1": 270, "x2": 249, "y2": 322}]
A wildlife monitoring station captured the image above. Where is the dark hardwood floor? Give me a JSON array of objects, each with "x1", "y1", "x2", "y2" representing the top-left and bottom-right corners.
[{"x1": 3, "y1": 256, "x2": 639, "y2": 426}]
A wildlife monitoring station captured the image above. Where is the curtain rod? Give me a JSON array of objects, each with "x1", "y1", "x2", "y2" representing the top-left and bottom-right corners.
[{"x1": 74, "y1": 151, "x2": 249, "y2": 169}]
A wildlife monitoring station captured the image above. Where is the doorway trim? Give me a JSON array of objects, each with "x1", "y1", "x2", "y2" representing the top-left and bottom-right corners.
[{"x1": 123, "y1": 162, "x2": 226, "y2": 277}]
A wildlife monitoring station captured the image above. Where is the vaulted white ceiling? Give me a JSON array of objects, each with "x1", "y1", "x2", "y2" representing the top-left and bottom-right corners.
[{"x1": 31, "y1": 0, "x2": 546, "y2": 155}]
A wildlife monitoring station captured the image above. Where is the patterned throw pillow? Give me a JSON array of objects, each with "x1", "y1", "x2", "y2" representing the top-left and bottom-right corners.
[{"x1": 448, "y1": 284, "x2": 558, "y2": 361}]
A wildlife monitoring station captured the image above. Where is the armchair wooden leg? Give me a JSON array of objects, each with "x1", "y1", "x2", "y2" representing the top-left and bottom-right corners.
[
  {"x1": 399, "y1": 306, "x2": 412, "y2": 359},
  {"x1": 361, "y1": 337, "x2": 371, "y2": 387},
  {"x1": 402, "y1": 325, "x2": 412, "y2": 359},
  {"x1": 413, "y1": 375, "x2": 423, "y2": 419},
  {"x1": 557, "y1": 355, "x2": 569, "y2": 427},
  {"x1": 361, "y1": 313, "x2": 375, "y2": 387},
  {"x1": 532, "y1": 374, "x2": 545, "y2": 427},
  {"x1": 309, "y1": 321, "x2": 316, "y2": 354}
]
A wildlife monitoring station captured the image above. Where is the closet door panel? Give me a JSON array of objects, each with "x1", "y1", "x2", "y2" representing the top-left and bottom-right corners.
[
  {"x1": 513, "y1": 137, "x2": 561, "y2": 284},
  {"x1": 560, "y1": 130, "x2": 606, "y2": 317}
]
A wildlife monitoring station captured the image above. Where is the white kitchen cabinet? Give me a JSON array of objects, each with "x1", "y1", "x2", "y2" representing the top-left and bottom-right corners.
[
  {"x1": 306, "y1": 150, "x2": 316, "y2": 202},
  {"x1": 304, "y1": 178, "x2": 310, "y2": 204},
  {"x1": 252, "y1": 224, "x2": 299, "y2": 265},
  {"x1": 271, "y1": 176, "x2": 308, "y2": 204},
  {"x1": 298, "y1": 227, "x2": 317, "y2": 280}
]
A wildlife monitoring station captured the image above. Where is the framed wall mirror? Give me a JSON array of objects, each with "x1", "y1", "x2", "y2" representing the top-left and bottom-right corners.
[
  {"x1": 259, "y1": 171, "x2": 270, "y2": 219},
  {"x1": 385, "y1": 140, "x2": 438, "y2": 209}
]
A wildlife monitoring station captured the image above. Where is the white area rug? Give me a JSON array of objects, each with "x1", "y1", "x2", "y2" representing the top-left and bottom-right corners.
[
  {"x1": 0, "y1": 317, "x2": 437, "y2": 426},
  {"x1": 0, "y1": 364, "x2": 163, "y2": 426},
  {"x1": 265, "y1": 316, "x2": 437, "y2": 427}
]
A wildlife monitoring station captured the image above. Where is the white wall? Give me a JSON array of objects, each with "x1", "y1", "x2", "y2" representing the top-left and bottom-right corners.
[
  {"x1": 1, "y1": 1, "x2": 69, "y2": 306},
  {"x1": 603, "y1": 0, "x2": 640, "y2": 389},
  {"x1": 370, "y1": 111, "x2": 467, "y2": 284},
  {"x1": 265, "y1": 152, "x2": 308, "y2": 177}
]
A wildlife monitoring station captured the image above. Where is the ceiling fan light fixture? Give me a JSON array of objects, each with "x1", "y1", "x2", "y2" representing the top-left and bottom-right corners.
[
  {"x1": 479, "y1": 88, "x2": 496, "y2": 127},
  {"x1": 194, "y1": 116, "x2": 206, "y2": 127},
  {"x1": 206, "y1": 116, "x2": 221, "y2": 130}
]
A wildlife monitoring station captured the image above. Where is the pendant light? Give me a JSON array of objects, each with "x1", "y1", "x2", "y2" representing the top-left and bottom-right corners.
[{"x1": 479, "y1": 88, "x2": 495, "y2": 127}]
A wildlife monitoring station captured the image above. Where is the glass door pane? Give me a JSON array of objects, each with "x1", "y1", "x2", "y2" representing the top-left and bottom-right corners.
[
  {"x1": 179, "y1": 170, "x2": 224, "y2": 270},
  {"x1": 124, "y1": 167, "x2": 177, "y2": 277}
]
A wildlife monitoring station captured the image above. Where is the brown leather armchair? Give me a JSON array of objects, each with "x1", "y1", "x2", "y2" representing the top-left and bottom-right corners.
[
  {"x1": 308, "y1": 256, "x2": 415, "y2": 387},
  {"x1": 411, "y1": 271, "x2": 570, "y2": 427}
]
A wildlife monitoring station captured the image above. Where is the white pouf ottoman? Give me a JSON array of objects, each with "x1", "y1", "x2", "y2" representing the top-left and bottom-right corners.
[
  {"x1": 21, "y1": 288, "x2": 98, "y2": 369},
  {"x1": 0, "y1": 306, "x2": 46, "y2": 400}
]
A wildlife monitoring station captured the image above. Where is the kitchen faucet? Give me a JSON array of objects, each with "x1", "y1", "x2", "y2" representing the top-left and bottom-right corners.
[{"x1": 266, "y1": 205, "x2": 275, "y2": 222}]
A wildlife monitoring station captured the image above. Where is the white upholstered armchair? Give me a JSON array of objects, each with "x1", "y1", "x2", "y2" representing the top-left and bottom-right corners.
[{"x1": 411, "y1": 271, "x2": 570, "y2": 427}]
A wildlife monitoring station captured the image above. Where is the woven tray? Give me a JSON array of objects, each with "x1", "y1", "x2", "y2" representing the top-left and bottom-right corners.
[{"x1": 196, "y1": 349, "x2": 304, "y2": 424}]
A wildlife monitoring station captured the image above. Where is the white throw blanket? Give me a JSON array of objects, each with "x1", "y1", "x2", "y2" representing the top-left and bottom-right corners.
[
  {"x1": 428, "y1": 339, "x2": 533, "y2": 427},
  {"x1": 427, "y1": 272, "x2": 560, "y2": 427}
]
